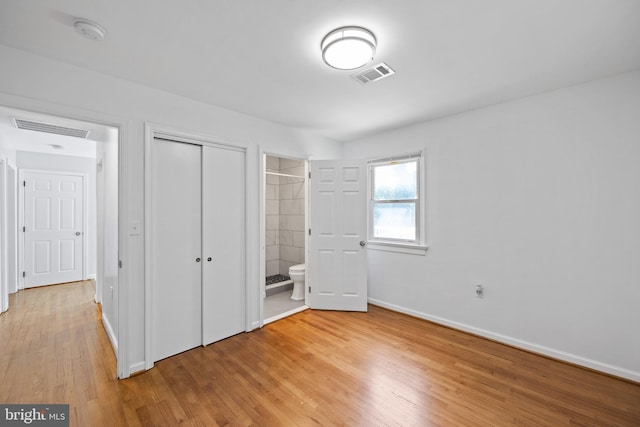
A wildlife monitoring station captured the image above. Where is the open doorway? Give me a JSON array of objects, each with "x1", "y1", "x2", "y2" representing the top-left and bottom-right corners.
[
  {"x1": 262, "y1": 154, "x2": 309, "y2": 323},
  {"x1": 0, "y1": 105, "x2": 119, "y2": 352}
]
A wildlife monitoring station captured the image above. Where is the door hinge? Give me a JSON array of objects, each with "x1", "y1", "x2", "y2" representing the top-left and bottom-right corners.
[
  {"x1": 118, "y1": 260, "x2": 122, "y2": 268},
  {"x1": 308, "y1": 228, "x2": 311, "y2": 236},
  {"x1": 22, "y1": 226, "x2": 26, "y2": 232},
  {"x1": 308, "y1": 286, "x2": 311, "y2": 293},
  {"x1": 308, "y1": 171, "x2": 311, "y2": 179},
  {"x1": 23, "y1": 180, "x2": 26, "y2": 187},
  {"x1": 22, "y1": 272, "x2": 26, "y2": 278}
]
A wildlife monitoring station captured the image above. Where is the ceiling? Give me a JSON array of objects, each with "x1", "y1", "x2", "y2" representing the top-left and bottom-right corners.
[{"x1": 1, "y1": 0, "x2": 639, "y2": 142}]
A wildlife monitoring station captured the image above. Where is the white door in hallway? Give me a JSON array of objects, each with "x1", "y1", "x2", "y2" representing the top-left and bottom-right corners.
[
  {"x1": 309, "y1": 160, "x2": 368, "y2": 311},
  {"x1": 23, "y1": 172, "x2": 84, "y2": 288}
]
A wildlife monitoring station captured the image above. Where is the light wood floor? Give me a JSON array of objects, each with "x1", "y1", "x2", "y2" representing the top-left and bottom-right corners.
[{"x1": 1, "y1": 281, "x2": 638, "y2": 426}]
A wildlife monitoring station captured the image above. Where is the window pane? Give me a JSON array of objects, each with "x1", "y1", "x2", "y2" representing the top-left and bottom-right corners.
[
  {"x1": 373, "y1": 202, "x2": 416, "y2": 240},
  {"x1": 373, "y1": 161, "x2": 417, "y2": 201}
]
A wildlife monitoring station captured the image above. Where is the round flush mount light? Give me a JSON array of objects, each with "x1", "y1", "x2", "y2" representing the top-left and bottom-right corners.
[
  {"x1": 321, "y1": 26, "x2": 376, "y2": 70},
  {"x1": 73, "y1": 19, "x2": 106, "y2": 41}
]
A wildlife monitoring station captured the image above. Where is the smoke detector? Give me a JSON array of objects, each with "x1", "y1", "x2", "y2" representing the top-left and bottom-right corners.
[
  {"x1": 73, "y1": 19, "x2": 106, "y2": 41},
  {"x1": 352, "y1": 62, "x2": 395, "y2": 84}
]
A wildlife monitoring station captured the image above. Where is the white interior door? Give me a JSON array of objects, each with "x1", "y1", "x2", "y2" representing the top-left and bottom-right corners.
[
  {"x1": 151, "y1": 139, "x2": 202, "y2": 362},
  {"x1": 23, "y1": 172, "x2": 84, "y2": 288},
  {"x1": 202, "y1": 145, "x2": 246, "y2": 345},
  {"x1": 309, "y1": 160, "x2": 368, "y2": 311}
]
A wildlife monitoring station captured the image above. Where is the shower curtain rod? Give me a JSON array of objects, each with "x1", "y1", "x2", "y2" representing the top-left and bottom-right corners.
[{"x1": 265, "y1": 170, "x2": 306, "y2": 179}]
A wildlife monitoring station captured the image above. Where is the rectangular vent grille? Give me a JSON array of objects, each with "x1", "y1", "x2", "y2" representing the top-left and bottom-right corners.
[
  {"x1": 352, "y1": 62, "x2": 395, "y2": 84},
  {"x1": 13, "y1": 119, "x2": 90, "y2": 138}
]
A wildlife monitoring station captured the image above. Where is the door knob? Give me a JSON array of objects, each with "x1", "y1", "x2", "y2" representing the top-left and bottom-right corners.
[
  {"x1": 360, "y1": 240, "x2": 366, "y2": 247},
  {"x1": 196, "y1": 257, "x2": 201, "y2": 262},
  {"x1": 75, "y1": 231, "x2": 81, "y2": 236},
  {"x1": 207, "y1": 257, "x2": 212, "y2": 262}
]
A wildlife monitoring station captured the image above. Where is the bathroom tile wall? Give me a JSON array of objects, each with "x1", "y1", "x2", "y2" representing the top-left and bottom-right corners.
[
  {"x1": 265, "y1": 155, "x2": 280, "y2": 277},
  {"x1": 265, "y1": 156, "x2": 306, "y2": 278},
  {"x1": 278, "y1": 158, "x2": 305, "y2": 275}
]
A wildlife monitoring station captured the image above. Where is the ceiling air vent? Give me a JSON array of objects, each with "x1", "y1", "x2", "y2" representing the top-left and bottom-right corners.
[
  {"x1": 352, "y1": 62, "x2": 395, "y2": 84},
  {"x1": 12, "y1": 118, "x2": 90, "y2": 139}
]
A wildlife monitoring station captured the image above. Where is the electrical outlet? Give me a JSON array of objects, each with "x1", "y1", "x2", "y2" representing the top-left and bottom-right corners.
[{"x1": 475, "y1": 284, "x2": 484, "y2": 298}]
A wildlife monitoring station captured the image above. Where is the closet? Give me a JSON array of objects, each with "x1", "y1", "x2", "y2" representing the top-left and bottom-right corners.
[{"x1": 150, "y1": 137, "x2": 245, "y2": 362}]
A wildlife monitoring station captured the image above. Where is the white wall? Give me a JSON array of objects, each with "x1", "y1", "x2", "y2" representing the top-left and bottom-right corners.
[
  {"x1": 0, "y1": 159, "x2": 6, "y2": 313},
  {"x1": 0, "y1": 44, "x2": 342, "y2": 375},
  {"x1": 5, "y1": 163, "x2": 17, "y2": 295},
  {"x1": 0, "y1": 131, "x2": 17, "y2": 164},
  {"x1": 96, "y1": 129, "x2": 119, "y2": 352},
  {"x1": 0, "y1": 157, "x2": 17, "y2": 312},
  {"x1": 0, "y1": 134, "x2": 15, "y2": 313},
  {"x1": 344, "y1": 70, "x2": 640, "y2": 381}
]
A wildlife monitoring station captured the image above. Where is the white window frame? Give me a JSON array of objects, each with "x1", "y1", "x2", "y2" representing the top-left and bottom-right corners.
[{"x1": 367, "y1": 153, "x2": 428, "y2": 255}]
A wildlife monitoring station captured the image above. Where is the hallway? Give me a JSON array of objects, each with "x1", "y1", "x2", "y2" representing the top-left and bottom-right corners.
[{"x1": 0, "y1": 281, "x2": 119, "y2": 424}]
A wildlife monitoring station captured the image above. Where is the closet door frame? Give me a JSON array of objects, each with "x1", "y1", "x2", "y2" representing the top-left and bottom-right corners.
[{"x1": 144, "y1": 123, "x2": 251, "y2": 371}]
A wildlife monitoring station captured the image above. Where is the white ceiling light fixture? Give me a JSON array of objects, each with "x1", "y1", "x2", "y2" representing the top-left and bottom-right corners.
[
  {"x1": 73, "y1": 19, "x2": 106, "y2": 41},
  {"x1": 321, "y1": 26, "x2": 376, "y2": 70}
]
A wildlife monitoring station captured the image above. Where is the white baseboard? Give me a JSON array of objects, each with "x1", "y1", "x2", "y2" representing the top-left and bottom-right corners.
[
  {"x1": 88, "y1": 274, "x2": 98, "y2": 303},
  {"x1": 101, "y1": 312, "x2": 118, "y2": 355},
  {"x1": 368, "y1": 298, "x2": 640, "y2": 383},
  {"x1": 130, "y1": 362, "x2": 146, "y2": 375}
]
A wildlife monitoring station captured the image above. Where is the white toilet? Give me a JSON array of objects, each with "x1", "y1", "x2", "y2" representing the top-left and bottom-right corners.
[{"x1": 288, "y1": 264, "x2": 305, "y2": 301}]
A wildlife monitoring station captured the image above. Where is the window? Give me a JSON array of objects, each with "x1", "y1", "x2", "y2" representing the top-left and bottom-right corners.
[{"x1": 369, "y1": 154, "x2": 423, "y2": 248}]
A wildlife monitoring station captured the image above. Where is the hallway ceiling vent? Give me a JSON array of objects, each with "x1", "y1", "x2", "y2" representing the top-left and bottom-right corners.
[
  {"x1": 12, "y1": 118, "x2": 91, "y2": 139},
  {"x1": 352, "y1": 62, "x2": 395, "y2": 84}
]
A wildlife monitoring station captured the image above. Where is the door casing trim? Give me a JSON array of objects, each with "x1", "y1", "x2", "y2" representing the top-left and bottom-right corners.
[{"x1": 144, "y1": 122, "x2": 251, "y2": 371}]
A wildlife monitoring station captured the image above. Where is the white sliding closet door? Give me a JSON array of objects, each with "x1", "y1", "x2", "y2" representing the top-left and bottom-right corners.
[
  {"x1": 151, "y1": 137, "x2": 246, "y2": 362},
  {"x1": 202, "y1": 146, "x2": 245, "y2": 345},
  {"x1": 151, "y1": 139, "x2": 202, "y2": 362}
]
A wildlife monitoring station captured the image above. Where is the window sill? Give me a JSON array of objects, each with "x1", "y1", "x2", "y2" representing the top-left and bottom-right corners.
[{"x1": 366, "y1": 241, "x2": 428, "y2": 256}]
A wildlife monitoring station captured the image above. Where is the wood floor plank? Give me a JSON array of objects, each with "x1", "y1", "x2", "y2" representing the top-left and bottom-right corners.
[{"x1": 1, "y1": 281, "x2": 639, "y2": 426}]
